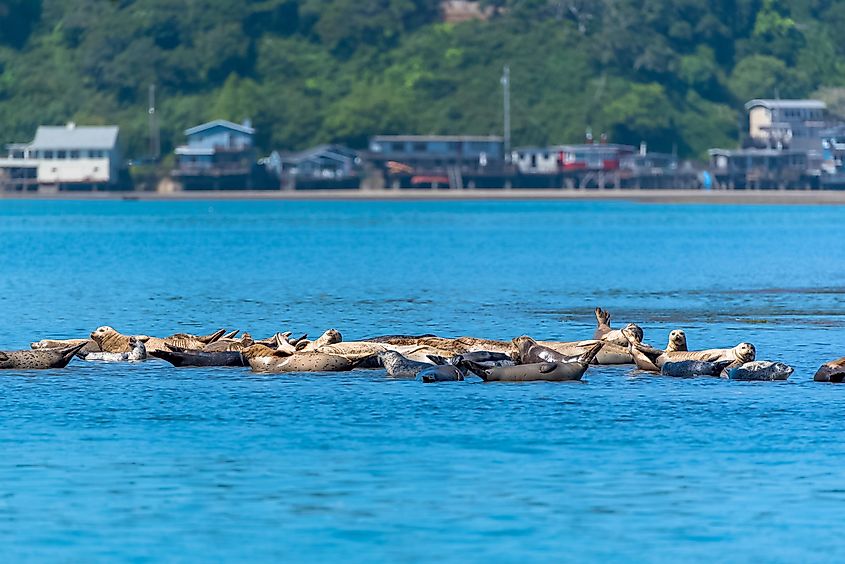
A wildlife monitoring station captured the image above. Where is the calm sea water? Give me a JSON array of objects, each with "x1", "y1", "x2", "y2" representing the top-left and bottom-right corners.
[{"x1": 1, "y1": 200, "x2": 845, "y2": 562}]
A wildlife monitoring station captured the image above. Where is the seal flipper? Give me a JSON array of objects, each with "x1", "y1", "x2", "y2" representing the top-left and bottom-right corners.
[
  {"x1": 426, "y1": 355, "x2": 449, "y2": 365},
  {"x1": 595, "y1": 307, "x2": 611, "y2": 327},
  {"x1": 460, "y1": 360, "x2": 490, "y2": 381},
  {"x1": 539, "y1": 362, "x2": 558, "y2": 374},
  {"x1": 198, "y1": 328, "x2": 227, "y2": 344},
  {"x1": 577, "y1": 341, "x2": 605, "y2": 364},
  {"x1": 57, "y1": 343, "x2": 88, "y2": 368}
]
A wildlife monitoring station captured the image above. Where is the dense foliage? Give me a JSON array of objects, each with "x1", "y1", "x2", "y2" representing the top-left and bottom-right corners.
[{"x1": 0, "y1": 0, "x2": 843, "y2": 159}]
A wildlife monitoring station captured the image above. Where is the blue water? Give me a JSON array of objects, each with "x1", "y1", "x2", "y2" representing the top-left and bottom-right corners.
[{"x1": 1, "y1": 200, "x2": 845, "y2": 562}]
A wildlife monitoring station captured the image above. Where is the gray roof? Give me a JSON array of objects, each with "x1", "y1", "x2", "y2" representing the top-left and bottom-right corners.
[
  {"x1": 185, "y1": 119, "x2": 255, "y2": 136},
  {"x1": 29, "y1": 125, "x2": 119, "y2": 150},
  {"x1": 745, "y1": 99, "x2": 827, "y2": 111}
]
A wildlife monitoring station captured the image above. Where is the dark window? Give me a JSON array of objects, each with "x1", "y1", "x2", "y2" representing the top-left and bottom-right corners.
[
  {"x1": 44, "y1": 150, "x2": 54, "y2": 159},
  {"x1": 391, "y1": 142, "x2": 405, "y2": 152},
  {"x1": 412, "y1": 142, "x2": 427, "y2": 153},
  {"x1": 57, "y1": 151, "x2": 67, "y2": 159},
  {"x1": 69, "y1": 150, "x2": 80, "y2": 159}
]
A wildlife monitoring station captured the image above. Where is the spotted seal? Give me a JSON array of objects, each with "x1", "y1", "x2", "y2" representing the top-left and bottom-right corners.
[
  {"x1": 0, "y1": 343, "x2": 86, "y2": 370},
  {"x1": 81, "y1": 336, "x2": 147, "y2": 362},
  {"x1": 427, "y1": 351, "x2": 515, "y2": 369},
  {"x1": 464, "y1": 361, "x2": 590, "y2": 382},
  {"x1": 814, "y1": 357, "x2": 845, "y2": 382},
  {"x1": 727, "y1": 361, "x2": 794, "y2": 381},
  {"x1": 31, "y1": 338, "x2": 100, "y2": 355},
  {"x1": 242, "y1": 344, "x2": 355, "y2": 373},
  {"x1": 537, "y1": 338, "x2": 633, "y2": 365},
  {"x1": 624, "y1": 326, "x2": 755, "y2": 373},
  {"x1": 378, "y1": 350, "x2": 433, "y2": 379},
  {"x1": 660, "y1": 360, "x2": 732, "y2": 378},
  {"x1": 202, "y1": 333, "x2": 255, "y2": 352},
  {"x1": 298, "y1": 329, "x2": 343, "y2": 352}
]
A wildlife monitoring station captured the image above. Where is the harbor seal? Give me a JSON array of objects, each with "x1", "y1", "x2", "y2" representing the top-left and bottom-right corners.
[
  {"x1": 593, "y1": 308, "x2": 641, "y2": 346},
  {"x1": 465, "y1": 361, "x2": 590, "y2": 382},
  {"x1": 242, "y1": 345, "x2": 355, "y2": 373},
  {"x1": 417, "y1": 365, "x2": 464, "y2": 383},
  {"x1": 660, "y1": 360, "x2": 732, "y2": 378},
  {"x1": 427, "y1": 351, "x2": 515, "y2": 369},
  {"x1": 378, "y1": 350, "x2": 433, "y2": 379},
  {"x1": 298, "y1": 329, "x2": 343, "y2": 352},
  {"x1": 81, "y1": 336, "x2": 147, "y2": 362},
  {"x1": 0, "y1": 343, "x2": 86, "y2": 370},
  {"x1": 513, "y1": 336, "x2": 604, "y2": 365},
  {"x1": 814, "y1": 357, "x2": 845, "y2": 382},
  {"x1": 90, "y1": 326, "x2": 228, "y2": 354},
  {"x1": 151, "y1": 345, "x2": 247, "y2": 367},
  {"x1": 202, "y1": 333, "x2": 255, "y2": 352},
  {"x1": 727, "y1": 361, "x2": 794, "y2": 381},
  {"x1": 537, "y1": 339, "x2": 632, "y2": 365}
]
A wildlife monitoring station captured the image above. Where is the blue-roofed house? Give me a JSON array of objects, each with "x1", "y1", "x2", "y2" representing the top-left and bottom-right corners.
[{"x1": 173, "y1": 119, "x2": 259, "y2": 189}]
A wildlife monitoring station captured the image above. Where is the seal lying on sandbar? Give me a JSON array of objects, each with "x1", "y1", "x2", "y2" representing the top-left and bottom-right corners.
[
  {"x1": 91, "y1": 326, "x2": 227, "y2": 354},
  {"x1": 727, "y1": 361, "x2": 794, "y2": 381},
  {"x1": 0, "y1": 343, "x2": 86, "y2": 370},
  {"x1": 202, "y1": 333, "x2": 254, "y2": 352},
  {"x1": 81, "y1": 336, "x2": 147, "y2": 362},
  {"x1": 593, "y1": 308, "x2": 644, "y2": 347},
  {"x1": 427, "y1": 351, "x2": 515, "y2": 370},
  {"x1": 513, "y1": 336, "x2": 604, "y2": 365},
  {"x1": 537, "y1": 337, "x2": 633, "y2": 365},
  {"x1": 814, "y1": 357, "x2": 845, "y2": 382},
  {"x1": 378, "y1": 350, "x2": 433, "y2": 379},
  {"x1": 464, "y1": 343, "x2": 603, "y2": 382},
  {"x1": 660, "y1": 360, "x2": 732, "y2": 378},
  {"x1": 623, "y1": 326, "x2": 755, "y2": 373},
  {"x1": 150, "y1": 345, "x2": 247, "y2": 367},
  {"x1": 242, "y1": 345, "x2": 356, "y2": 373},
  {"x1": 31, "y1": 338, "x2": 100, "y2": 355}
]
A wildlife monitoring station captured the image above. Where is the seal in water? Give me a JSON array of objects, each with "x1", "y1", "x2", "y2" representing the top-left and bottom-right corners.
[
  {"x1": 814, "y1": 357, "x2": 845, "y2": 382},
  {"x1": 151, "y1": 345, "x2": 247, "y2": 367},
  {"x1": 660, "y1": 359, "x2": 732, "y2": 378},
  {"x1": 417, "y1": 365, "x2": 464, "y2": 383},
  {"x1": 378, "y1": 350, "x2": 432, "y2": 379},
  {"x1": 81, "y1": 336, "x2": 147, "y2": 362},
  {"x1": 727, "y1": 361, "x2": 794, "y2": 381},
  {"x1": 0, "y1": 343, "x2": 86, "y2": 370},
  {"x1": 513, "y1": 336, "x2": 603, "y2": 365}
]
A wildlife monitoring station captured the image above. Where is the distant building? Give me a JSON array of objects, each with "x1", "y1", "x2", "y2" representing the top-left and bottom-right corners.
[
  {"x1": 708, "y1": 148, "x2": 810, "y2": 189},
  {"x1": 173, "y1": 119, "x2": 259, "y2": 189},
  {"x1": 367, "y1": 135, "x2": 507, "y2": 188},
  {"x1": 440, "y1": 1, "x2": 494, "y2": 23},
  {"x1": 0, "y1": 123, "x2": 122, "y2": 191},
  {"x1": 513, "y1": 144, "x2": 636, "y2": 175},
  {"x1": 745, "y1": 99, "x2": 828, "y2": 151},
  {"x1": 264, "y1": 145, "x2": 361, "y2": 189}
]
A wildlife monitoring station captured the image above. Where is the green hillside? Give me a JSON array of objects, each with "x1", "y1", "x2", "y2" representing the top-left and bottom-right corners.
[{"x1": 0, "y1": 0, "x2": 843, "y2": 159}]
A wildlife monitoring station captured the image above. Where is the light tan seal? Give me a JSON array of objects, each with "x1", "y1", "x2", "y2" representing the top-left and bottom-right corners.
[
  {"x1": 242, "y1": 344, "x2": 356, "y2": 373},
  {"x1": 90, "y1": 326, "x2": 227, "y2": 354}
]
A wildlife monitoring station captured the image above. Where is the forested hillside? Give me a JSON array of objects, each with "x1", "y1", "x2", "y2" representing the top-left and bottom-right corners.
[{"x1": 0, "y1": 0, "x2": 843, "y2": 159}]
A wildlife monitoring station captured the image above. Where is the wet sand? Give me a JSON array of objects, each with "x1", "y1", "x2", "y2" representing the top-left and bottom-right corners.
[{"x1": 3, "y1": 188, "x2": 845, "y2": 204}]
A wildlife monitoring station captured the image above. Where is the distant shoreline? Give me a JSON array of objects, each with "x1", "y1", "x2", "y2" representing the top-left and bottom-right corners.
[{"x1": 3, "y1": 188, "x2": 845, "y2": 205}]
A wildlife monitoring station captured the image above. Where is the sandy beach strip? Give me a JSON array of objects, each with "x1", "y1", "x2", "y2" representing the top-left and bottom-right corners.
[{"x1": 2, "y1": 188, "x2": 845, "y2": 204}]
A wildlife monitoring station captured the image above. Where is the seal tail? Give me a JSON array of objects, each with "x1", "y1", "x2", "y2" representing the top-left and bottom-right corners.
[
  {"x1": 577, "y1": 341, "x2": 604, "y2": 365},
  {"x1": 199, "y1": 328, "x2": 227, "y2": 344},
  {"x1": 223, "y1": 330, "x2": 240, "y2": 339},
  {"x1": 595, "y1": 307, "x2": 611, "y2": 327},
  {"x1": 460, "y1": 360, "x2": 490, "y2": 381},
  {"x1": 57, "y1": 343, "x2": 88, "y2": 368}
]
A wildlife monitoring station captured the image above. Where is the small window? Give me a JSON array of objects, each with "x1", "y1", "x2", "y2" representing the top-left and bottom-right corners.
[
  {"x1": 391, "y1": 142, "x2": 405, "y2": 152},
  {"x1": 57, "y1": 150, "x2": 67, "y2": 159},
  {"x1": 44, "y1": 150, "x2": 54, "y2": 159},
  {"x1": 69, "y1": 150, "x2": 80, "y2": 159},
  {"x1": 412, "y1": 142, "x2": 427, "y2": 153}
]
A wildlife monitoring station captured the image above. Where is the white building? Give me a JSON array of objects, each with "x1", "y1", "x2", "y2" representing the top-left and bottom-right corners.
[
  {"x1": 0, "y1": 123, "x2": 121, "y2": 190},
  {"x1": 745, "y1": 99, "x2": 827, "y2": 150}
]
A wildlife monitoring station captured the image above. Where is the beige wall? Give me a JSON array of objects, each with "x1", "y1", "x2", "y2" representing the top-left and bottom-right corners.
[{"x1": 748, "y1": 106, "x2": 772, "y2": 140}]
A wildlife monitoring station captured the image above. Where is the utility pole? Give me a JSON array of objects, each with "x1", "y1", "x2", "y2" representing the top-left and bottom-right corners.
[
  {"x1": 148, "y1": 84, "x2": 160, "y2": 161},
  {"x1": 501, "y1": 65, "x2": 511, "y2": 162}
]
